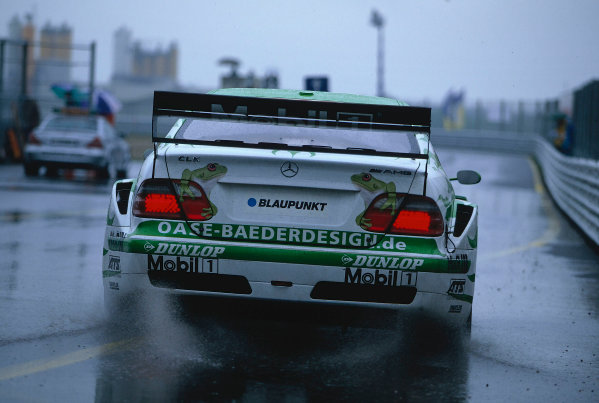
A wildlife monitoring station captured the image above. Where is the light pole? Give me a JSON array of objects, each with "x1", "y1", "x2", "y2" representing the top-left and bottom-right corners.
[{"x1": 370, "y1": 9, "x2": 385, "y2": 97}]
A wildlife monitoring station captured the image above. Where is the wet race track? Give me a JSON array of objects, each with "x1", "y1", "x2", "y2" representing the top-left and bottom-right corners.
[{"x1": 0, "y1": 148, "x2": 598, "y2": 402}]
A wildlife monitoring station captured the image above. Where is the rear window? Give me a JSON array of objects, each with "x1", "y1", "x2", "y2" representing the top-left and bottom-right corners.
[
  {"x1": 44, "y1": 116, "x2": 98, "y2": 132},
  {"x1": 166, "y1": 118, "x2": 421, "y2": 155}
]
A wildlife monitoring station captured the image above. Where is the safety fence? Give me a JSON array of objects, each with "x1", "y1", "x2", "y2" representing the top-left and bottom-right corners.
[
  {"x1": 0, "y1": 37, "x2": 95, "y2": 161},
  {"x1": 433, "y1": 128, "x2": 599, "y2": 246}
]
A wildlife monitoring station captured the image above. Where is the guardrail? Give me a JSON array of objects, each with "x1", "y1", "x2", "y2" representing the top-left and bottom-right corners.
[
  {"x1": 533, "y1": 138, "x2": 599, "y2": 245},
  {"x1": 432, "y1": 128, "x2": 599, "y2": 246}
]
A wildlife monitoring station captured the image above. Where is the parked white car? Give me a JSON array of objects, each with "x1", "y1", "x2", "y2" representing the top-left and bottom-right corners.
[{"x1": 24, "y1": 112, "x2": 130, "y2": 178}]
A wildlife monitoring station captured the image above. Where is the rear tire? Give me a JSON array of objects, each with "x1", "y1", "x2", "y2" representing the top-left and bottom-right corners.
[
  {"x1": 116, "y1": 168, "x2": 127, "y2": 179},
  {"x1": 24, "y1": 163, "x2": 39, "y2": 176},
  {"x1": 96, "y1": 164, "x2": 111, "y2": 179},
  {"x1": 45, "y1": 166, "x2": 58, "y2": 177}
]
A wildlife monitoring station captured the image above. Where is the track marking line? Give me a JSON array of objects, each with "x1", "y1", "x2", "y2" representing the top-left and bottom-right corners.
[
  {"x1": 479, "y1": 157, "x2": 561, "y2": 261},
  {"x1": 0, "y1": 337, "x2": 140, "y2": 381}
]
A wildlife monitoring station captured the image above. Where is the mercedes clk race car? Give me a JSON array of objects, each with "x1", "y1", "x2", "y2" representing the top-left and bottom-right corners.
[{"x1": 102, "y1": 89, "x2": 480, "y2": 328}]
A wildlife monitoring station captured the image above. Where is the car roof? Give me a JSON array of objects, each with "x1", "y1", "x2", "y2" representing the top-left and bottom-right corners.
[{"x1": 208, "y1": 88, "x2": 408, "y2": 106}]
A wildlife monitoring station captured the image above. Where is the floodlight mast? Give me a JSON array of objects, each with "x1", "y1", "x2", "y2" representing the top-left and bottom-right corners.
[{"x1": 370, "y1": 9, "x2": 385, "y2": 97}]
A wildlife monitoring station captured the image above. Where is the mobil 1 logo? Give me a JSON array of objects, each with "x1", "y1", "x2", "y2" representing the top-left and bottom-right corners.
[
  {"x1": 147, "y1": 255, "x2": 219, "y2": 274},
  {"x1": 344, "y1": 267, "x2": 417, "y2": 287}
]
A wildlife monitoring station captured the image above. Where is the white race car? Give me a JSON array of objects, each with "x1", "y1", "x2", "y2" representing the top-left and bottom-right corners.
[
  {"x1": 24, "y1": 112, "x2": 130, "y2": 178},
  {"x1": 103, "y1": 89, "x2": 480, "y2": 328}
]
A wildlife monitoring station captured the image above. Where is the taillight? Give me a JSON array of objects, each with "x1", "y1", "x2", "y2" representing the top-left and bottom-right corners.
[
  {"x1": 28, "y1": 132, "x2": 42, "y2": 145},
  {"x1": 145, "y1": 194, "x2": 180, "y2": 215},
  {"x1": 391, "y1": 196, "x2": 444, "y2": 236},
  {"x1": 87, "y1": 136, "x2": 103, "y2": 149},
  {"x1": 361, "y1": 194, "x2": 444, "y2": 237},
  {"x1": 133, "y1": 179, "x2": 213, "y2": 220}
]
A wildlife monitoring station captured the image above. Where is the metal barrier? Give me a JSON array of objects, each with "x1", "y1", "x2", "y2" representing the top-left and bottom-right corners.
[
  {"x1": 432, "y1": 128, "x2": 599, "y2": 246},
  {"x1": 533, "y1": 137, "x2": 599, "y2": 245}
]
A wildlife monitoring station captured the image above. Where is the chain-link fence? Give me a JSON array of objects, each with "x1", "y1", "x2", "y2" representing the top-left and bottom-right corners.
[{"x1": 0, "y1": 38, "x2": 95, "y2": 161}]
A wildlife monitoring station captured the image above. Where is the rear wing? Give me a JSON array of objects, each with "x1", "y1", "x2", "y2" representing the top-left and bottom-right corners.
[{"x1": 151, "y1": 91, "x2": 431, "y2": 159}]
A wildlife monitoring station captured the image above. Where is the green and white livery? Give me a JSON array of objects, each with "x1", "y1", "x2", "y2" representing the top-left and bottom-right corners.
[{"x1": 103, "y1": 88, "x2": 480, "y2": 328}]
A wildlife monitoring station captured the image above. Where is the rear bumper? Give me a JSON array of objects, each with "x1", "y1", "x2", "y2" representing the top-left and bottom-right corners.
[
  {"x1": 24, "y1": 148, "x2": 106, "y2": 169},
  {"x1": 103, "y1": 249, "x2": 475, "y2": 325},
  {"x1": 104, "y1": 273, "x2": 471, "y2": 325}
]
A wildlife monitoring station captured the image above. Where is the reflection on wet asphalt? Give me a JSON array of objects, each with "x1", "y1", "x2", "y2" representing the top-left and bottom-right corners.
[
  {"x1": 0, "y1": 150, "x2": 598, "y2": 402},
  {"x1": 96, "y1": 297, "x2": 471, "y2": 402}
]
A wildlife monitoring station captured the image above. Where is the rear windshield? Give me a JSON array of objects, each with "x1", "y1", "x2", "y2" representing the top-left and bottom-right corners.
[
  {"x1": 45, "y1": 116, "x2": 98, "y2": 132},
  {"x1": 166, "y1": 118, "x2": 421, "y2": 155}
]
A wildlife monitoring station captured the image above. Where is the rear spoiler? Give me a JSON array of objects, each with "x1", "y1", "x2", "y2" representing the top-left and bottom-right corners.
[{"x1": 151, "y1": 91, "x2": 431, "y2": 159}]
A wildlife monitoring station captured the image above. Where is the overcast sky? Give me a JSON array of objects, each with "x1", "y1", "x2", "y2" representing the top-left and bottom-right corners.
[{"x1": 1, "y1": 0, "x2": 598, "y2": 103}]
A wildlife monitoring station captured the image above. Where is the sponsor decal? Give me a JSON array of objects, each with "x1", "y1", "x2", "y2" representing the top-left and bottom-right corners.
[
  {"x1": 447, "y1": 253, "x2": 470, "y2": 272},
  {"x1": 209, "y1": 101, "x2": 372, "y2": 128},
  {"x1": 344, "y1": 267, "x2": 417, "y2": 287},
  {"x1": 379, "y1": 238, "x2": 406, "y2": 251},
  {"x1": 128, "y1": 239, "x2": 452, "y2": 273},
  {"x1": 153, "y1": 242, "x2": 225, "y2": 258},
  {"x1": 154, "y1": 221, "x2": 384, "y2": 249},
  {"x1": 148, "y1": 255, "x2": 200, "y2": 272},
  {"x1": 178, "y1": 163, "x2": 227, "y2": 220},
  {"x1": 108, "y1": 231, "x2": 128, "y2": 251},
  {"x1": 108, "y1": 238, "x2": 124, "y2": 252},
  {"x1": 251, "y1": 198, "x2": 327, "y2": 211},
  {"x1": 345, "y1": 267, "x2": 399, "y2": 287},
  {"x1": 350, "y1": 255, "x2": 424, "y2": 270},
  {"x1": 144, "y1": 241, "x2": 155, "y2": 252},
  {"x1": 147, "y1": 255, "x2": 219, "y2": 274},
  {"x1": 369, "y1": 168, "x2": 412, "y2": 176},
  {"x1": 108, "y1": 255, "x2": 121, "y2": 272},
  {"x1": 135, "y1": 221, "x2": 440, "y2": 254},
  {"x1": 447, "y1": 279, "x2": 466, "y2": 295},
  {"x1": 449, "y1": 305, "x2": 463, "y2": 313}
]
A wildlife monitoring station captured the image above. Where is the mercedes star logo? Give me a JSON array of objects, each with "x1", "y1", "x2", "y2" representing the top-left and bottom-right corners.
[{"x1": 280, "y1": 161, "x2": 299, "y2": 177}]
